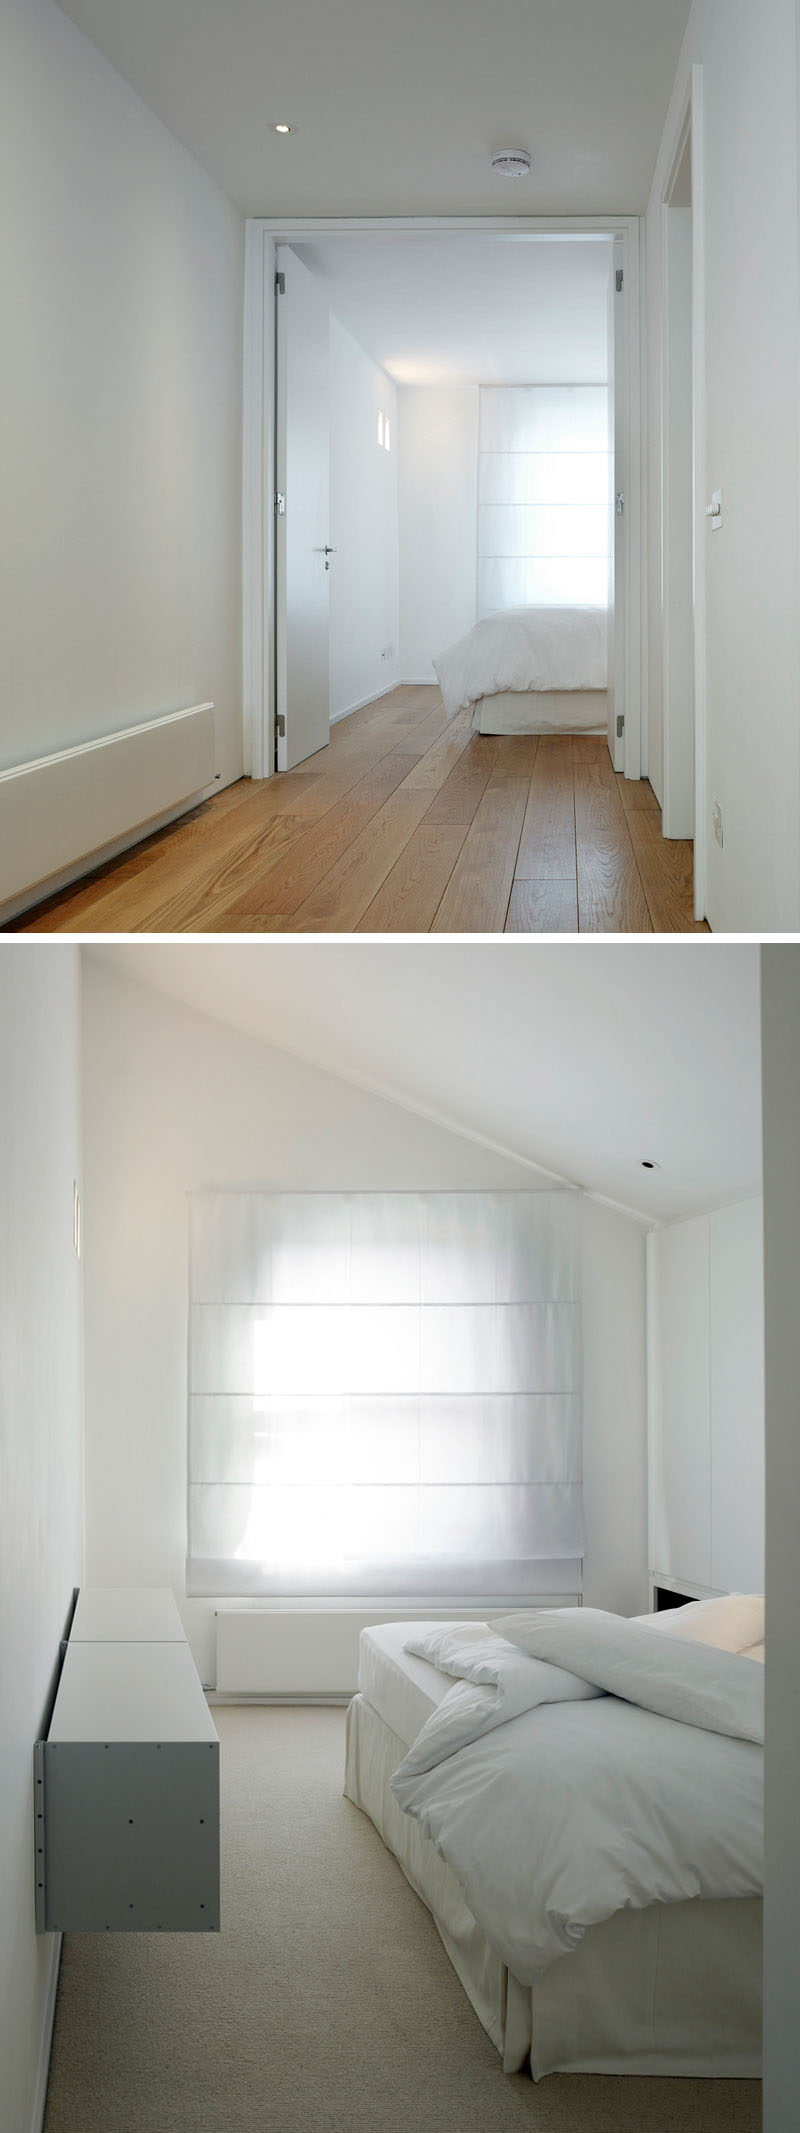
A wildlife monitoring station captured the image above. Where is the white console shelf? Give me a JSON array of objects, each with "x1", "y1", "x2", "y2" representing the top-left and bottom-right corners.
[
  {"x1": 35, "y1": 1588, "x2": 219, "y2": 1934},
  {"x1": 69, "y1": 1585, "x2": 186, "y2": 1644}
]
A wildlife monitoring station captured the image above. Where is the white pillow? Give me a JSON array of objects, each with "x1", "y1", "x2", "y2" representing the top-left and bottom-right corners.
[
  {"x1": 634, "y1": 1592, "x2": 764, "y2": 1656},
  {"x1": 496, "y1": 1607, "x2": 764, "y2": 1743},
  {"x1": 740, "y1": 1640, "x2": 765, "y2": 1664}
]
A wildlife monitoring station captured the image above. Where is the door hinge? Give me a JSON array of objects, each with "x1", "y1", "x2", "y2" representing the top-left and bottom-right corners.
[
  {"x1": 616, "y1": 714, "x2": 625, "y2": 739},
  {"x1": 276, "y1": 712, "x2": 286, "y2": 739},
  {"x1": 275, "y1": 271, "x2": 285, "y2": 295},
  {"x1": 274, "y1": 492, "x2": 286, "y2": 516},
  {"x1": 616, "y1": 267, "x2": 624, "y2": 293},
  {"x1": 616, "y1": 492, "x2": 625, "y2": 516}
]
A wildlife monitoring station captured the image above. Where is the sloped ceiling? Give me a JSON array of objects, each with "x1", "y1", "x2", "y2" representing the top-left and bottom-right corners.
[
  {"x1": 55, "y1": 0, "x2": 691, "y2": 217},
  {"x1": 86, "y1": 943, "x2": 763, "y2": 1222}
]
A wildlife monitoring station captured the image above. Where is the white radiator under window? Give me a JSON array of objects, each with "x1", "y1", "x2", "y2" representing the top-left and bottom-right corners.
[{"x1": 0, "y1": 701, "x2": 215, "y2": 907}]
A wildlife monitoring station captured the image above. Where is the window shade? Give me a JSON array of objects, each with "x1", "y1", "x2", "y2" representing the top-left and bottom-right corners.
[
  {"x1": 187, "y1": 1191, "x2": 583, "y2": 1600},
  {"x1": 477, "y1": 385, "x2": 610, "y2": 617}
]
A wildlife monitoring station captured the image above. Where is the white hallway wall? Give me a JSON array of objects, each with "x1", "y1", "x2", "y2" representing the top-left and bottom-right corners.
[
  {"x1": 1, "y1": 0, "x2": 245, "y2": 795},
  {"x1": 0, "y1": 949, "x2": 84, "y2": 2133},
  {"x1": 646, "y1": 0, "x2": 800, "y2": 929},
  {"x1": 398, "y1": 386, "x2": 479, "y2": 681},
  {"x1": 329, "y1": 315, "x2": 399, "y2": 719},
  {"x1": 81, "y1": 958, "x2": 648, "y2": 1686}
]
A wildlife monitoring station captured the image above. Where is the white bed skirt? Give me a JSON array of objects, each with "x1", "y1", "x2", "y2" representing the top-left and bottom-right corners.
[
  {"x1": 475, "y1": 689, "x2": 607, "y2": 737},
  {"x1": 344, "y1": 1691, "x2": 762, "y2": 2082}
]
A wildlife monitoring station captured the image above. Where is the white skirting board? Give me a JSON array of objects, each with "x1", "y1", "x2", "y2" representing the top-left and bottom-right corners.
[
  {"x1": 31, "y1": 1933, "x2": 61, "y2": 2133},
  {"x1": 0, "y1": 703, "x2": 215, "y2": 908},
  {"x1": 215, "y1": 1598, "x2": 579, "y2": 1697},
  {"x1": 330, "y1": 680, "x2": 401, "y2": 724}
]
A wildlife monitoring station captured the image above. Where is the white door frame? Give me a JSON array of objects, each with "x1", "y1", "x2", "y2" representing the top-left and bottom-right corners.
[
  {"x1": 243, "y1": 214, "x2": 646, "y2": 783},
  {"x1": 659, "y1": 67, "x2": 707, "y2": 919}
]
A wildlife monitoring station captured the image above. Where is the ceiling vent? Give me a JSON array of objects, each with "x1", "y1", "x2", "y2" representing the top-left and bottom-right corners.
[{"x1": 491, "y1": 148, "x2": 532, "y2": 179}]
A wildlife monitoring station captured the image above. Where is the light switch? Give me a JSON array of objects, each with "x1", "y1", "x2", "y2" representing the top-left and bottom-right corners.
[{"x1": 706, "y1": 489, "x2": 723, "y2": 530}]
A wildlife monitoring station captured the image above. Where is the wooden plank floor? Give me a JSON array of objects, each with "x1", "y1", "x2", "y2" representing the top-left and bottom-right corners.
[{"x1": 10, "y1": 685, "x2": 710, "y2": 935}]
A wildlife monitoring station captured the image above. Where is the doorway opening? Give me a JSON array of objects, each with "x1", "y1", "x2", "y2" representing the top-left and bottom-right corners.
[{"x1": 243, "y1": 218, "x2": 644, "y2": 790}]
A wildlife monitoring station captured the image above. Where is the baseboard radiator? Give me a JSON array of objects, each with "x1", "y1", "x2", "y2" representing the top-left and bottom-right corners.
[
  {"x1": 0, "y1": 702, "x2": 215, "y2": 908},
  {"x1": 215, "y1": 1599, "x2": 579, "y2": 1699}
]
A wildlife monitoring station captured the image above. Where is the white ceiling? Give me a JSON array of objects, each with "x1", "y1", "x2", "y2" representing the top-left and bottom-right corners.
[
  {"x1": 294, "y1": 235, "x2": 612, "y2": 385},
  {"x1": 55, "y1": 0, "x2": 691, "y2": 218},
  {"x1": 86, "y1": 944, "x2": 763, "y2": 1223}
]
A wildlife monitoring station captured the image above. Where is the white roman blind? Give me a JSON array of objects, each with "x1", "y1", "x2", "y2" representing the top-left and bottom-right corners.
[
  {"x1": 477, "y1": 384, "x2": 611, "y2": 616},
  {"x1": 187, "y1": 1191, "x2": 583, "y2": 1599}
]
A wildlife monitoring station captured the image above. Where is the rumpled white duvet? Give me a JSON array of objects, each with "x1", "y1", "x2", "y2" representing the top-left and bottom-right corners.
[
  {"x1": 389, "y1": 1608, "x2": 764, "y2": 1987},
  {"x1": 433, "y1": 606, "x2": 607, "y2": 723}
]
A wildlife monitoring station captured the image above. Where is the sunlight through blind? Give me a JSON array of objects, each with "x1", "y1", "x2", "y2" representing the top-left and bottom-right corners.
[
  {"x1": 187, "y1": 1191, "x2": 583, "y2": 1599},
  {"x1": 477, "y1": 385, "x2": 611, "y2": 616}
]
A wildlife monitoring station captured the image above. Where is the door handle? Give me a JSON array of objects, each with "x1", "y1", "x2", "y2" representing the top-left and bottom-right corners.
[{"x1": 315, "y1": 544, "x2": 338, "y2": 572}]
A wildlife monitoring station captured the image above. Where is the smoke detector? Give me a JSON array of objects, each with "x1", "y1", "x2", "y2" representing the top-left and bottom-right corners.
[{"x1": 491, "y1": 148, "x2": 532, "y2": 179}]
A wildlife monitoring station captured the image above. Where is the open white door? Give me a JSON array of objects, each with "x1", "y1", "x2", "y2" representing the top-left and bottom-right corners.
[
  {"x1": 606, "y1": 239, "x2": 625, "y2": 771},
  {"x1": 275, "y1": 245, "x2": 331, "y2": 771}
]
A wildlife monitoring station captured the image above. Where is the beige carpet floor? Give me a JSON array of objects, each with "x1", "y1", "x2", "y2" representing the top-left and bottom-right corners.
[{"x1": 43, "y1": 1706, "x2": 761, "y2": 2133}]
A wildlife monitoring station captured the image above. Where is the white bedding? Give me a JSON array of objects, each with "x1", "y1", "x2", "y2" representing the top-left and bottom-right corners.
[
  {"x1": 357, "y1": 1622, "x2": 451, "y2": 1746},
  {"x1": 433, "y1": 606, "x2": 608, "y2": 723},
  {"x1": 475, "y1": 688, "x2": 606, "y2": 737},
  {"x1": 389, "y1": 1609, "x2": 764, "y2": 1988}
]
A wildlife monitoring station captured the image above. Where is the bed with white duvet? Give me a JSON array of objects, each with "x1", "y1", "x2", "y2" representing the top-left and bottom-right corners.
[
  {"x1": 433, "y1": 605, "x2": 608, "y2": 736},
  {"x1": 344, "y1": 1597, "x2": 763, "y2": 2081}
]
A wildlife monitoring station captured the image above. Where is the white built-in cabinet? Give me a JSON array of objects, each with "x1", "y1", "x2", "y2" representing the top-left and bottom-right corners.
[{"x1": 648, "y1": 1199, "x2": 765, "y2": 1597}]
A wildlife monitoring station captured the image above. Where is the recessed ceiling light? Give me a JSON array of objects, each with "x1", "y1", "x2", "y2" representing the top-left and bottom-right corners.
[
  {"x1": 273, "y1": 122, "x2": 292, "y2": 135},
  {"x1": 491, "y1": 149, "x2": 532, "y2": 179},
  {"x1": 640, "y1": 1159, "x2": 661, "y2": 1171}
]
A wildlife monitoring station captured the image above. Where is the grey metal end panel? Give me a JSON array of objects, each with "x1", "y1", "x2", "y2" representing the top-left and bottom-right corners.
[
  {"x1": 34, "y1": 1741, "x2": 47, "y2": 1933},
  {"x1": 43, "y1": 1742, "x2": 220, "y2": 1933}
]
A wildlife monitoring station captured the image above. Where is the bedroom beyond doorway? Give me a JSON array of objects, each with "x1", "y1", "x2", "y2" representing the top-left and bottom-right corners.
[{"x1": 248, "y1": 224, "x2": 639, "y2": 786}]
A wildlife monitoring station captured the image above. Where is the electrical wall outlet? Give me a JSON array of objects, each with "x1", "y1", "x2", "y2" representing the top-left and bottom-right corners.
[{"x1": 712, "y1": 798, "x2": 724, "y2": 849}]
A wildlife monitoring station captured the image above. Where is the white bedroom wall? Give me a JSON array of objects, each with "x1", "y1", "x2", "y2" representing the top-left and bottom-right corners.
[
  {"x1": 329, "y1": 316, "x2": 399, "y2": 720},
  {"x1": 80, "y1": 957, "x2": 649, "y2": 1686},
  {"x1": 582, "y1": 1197, "x2": 648, "y2": 1615},
  {"x1": 0, "y1": 948, "x2": 84, "y2": 2133},
  {"x1": 645, "y1": 0, "x2": 800, "y2": 928},
  {"x1": 648, "y1": 1196, "x2": 765, "y2": 1596},
  {"x1": 0, "y1": 0, "x2": 245, "y2": 801},
  {"x1": 398, "y1": 386, "x2": 479, "y2": 681}
]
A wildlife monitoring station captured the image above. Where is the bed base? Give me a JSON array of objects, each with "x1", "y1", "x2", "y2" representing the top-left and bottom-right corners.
[
  {"x1": 474, "y1": 688, "x2": 607, "y2": 736},
  {"x1": 344, "y1": 1691, "x2": 762, "y2": 2082}
]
